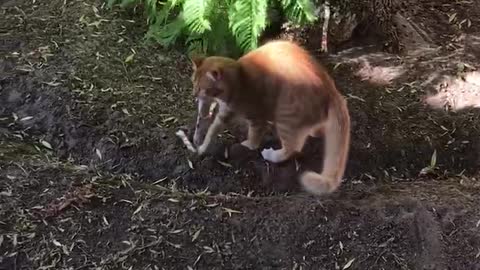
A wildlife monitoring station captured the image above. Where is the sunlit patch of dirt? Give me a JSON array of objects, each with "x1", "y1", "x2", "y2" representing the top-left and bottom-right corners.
[
  {"x1": 327, "y1": 49, "x2": 409, "y2": 86},
  {"x1": 354, "y1": 58, "x2": 406, "y2": 86},
  {"x1": 424, "y1": 71, "x2": 480, "y2": 111}
]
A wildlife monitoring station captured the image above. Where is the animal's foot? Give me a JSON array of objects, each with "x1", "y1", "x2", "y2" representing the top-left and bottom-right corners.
[
  {"x1": 261, "y1": 147, "x2": 284, "y2": 163},
  {"x1": 197, "y1": 144, "x2": 208, "y2": 156},
  {"x1": 240, "y1": 140, "x2": 259, "y2": 150}
]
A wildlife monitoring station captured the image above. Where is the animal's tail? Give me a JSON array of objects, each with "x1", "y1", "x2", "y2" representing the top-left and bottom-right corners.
[{"x1": 300, "y1": 95, "x2": 351, "y2": 195}]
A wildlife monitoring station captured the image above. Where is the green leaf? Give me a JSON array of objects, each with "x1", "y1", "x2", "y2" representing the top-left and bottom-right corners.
[
  {"x1": 182, "y1": 0, "x2": 213, "y2": 34},
  {"x1": 120, "y1": 0, "x2": 138, "y2": 8},
  {"x1": 156, "y1": 0, "x2": 185, "y2": 24},
  {"x1": 204, "y1": 2, "x2": 238, "y2": 56},
  {"x1": 107, "y1": 0, "x2": 318, "y2": 57},
  {"x1": 280, "y1": 0, "x2": 317, "y2": 25},
  {"x1": 430, "y1": 149, "x2": 437, "y2": 168},
  {"x1": 143, "y1": 0, "x2": 158, "y2": 23},
  {"x1": 146, "y1": 15, "x2": 186, "y2": 47},
  {"x1": 106, "y1": 0, "x2": 118, "y2": 8},
  {"x1": 186, "y1": 36, "x2": 207, "y2": 55},
  {"x1": 228, "y1": 0, "x2": 268, "y2": 53},
  {"x1": 124, "y1": 53, "x2": 135, "y2": 63}
]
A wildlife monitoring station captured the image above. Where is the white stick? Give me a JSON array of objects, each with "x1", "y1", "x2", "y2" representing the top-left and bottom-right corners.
[
  {"x1": 321, "y1": 0, "x2": 330, "y2": 53},
  {"x1": 193, "y1": 97, "x2": 217, "y2": 146},
  {"x1": 175, "y1": 129, "x2": 197, "y2": 153}
]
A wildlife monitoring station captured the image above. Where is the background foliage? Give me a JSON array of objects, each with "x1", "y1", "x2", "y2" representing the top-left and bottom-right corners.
[{"x1": 107, "y1": 0, "x2": 318, "y2": 57}]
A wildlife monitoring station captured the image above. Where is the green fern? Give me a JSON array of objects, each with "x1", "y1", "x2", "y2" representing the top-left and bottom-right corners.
[
  {"x1": 205, "y1": 2, "x2": 240, "y2": 56},
  {"x1": 146, "y1": 14, "x2": 185, "y2": 47},
  {"x1": 228, "y1": 0, "x2": 268, "y2": 52},
  {"x1": 182, "y1": 0, "x2": 213, "y2": 34},
  {"x1": 107, "y1": 0, "x2": 318, "y2": 55},
  {"x1": 280, "y1": 0, "x2": 317, "y2": 25},
  {"x1": 120, "y1": 0, "x2": 137, "y2": 7},
  {"x1": 143, "y1": 0, "x2": 159, "y2": 23},
  {"x1": 156, "y1": 0, "x2": 184, "y2": 24}
]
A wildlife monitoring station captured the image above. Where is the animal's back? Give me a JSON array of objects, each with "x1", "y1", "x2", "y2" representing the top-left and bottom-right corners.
[
  {"x1": 238, "y1": 40, "x2": 333, "y2": 89},
  {"x1": 236, "y1": 40, "x2": 336, "y2": 125}
]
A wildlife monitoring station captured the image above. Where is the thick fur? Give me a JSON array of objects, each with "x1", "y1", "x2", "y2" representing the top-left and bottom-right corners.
[{"x1": 190, "y1": 40, "x2": 351, "y2": 196}]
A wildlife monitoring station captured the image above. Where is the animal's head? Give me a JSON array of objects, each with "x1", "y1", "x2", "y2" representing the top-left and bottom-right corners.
[{"x1": 190, "y1": 55, "x2": 238, "y2": 101}]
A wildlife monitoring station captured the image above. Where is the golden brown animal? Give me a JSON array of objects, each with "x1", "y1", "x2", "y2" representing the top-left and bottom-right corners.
[{"x1": 190, "y1": 40, "x2": 351, "y2": 195}]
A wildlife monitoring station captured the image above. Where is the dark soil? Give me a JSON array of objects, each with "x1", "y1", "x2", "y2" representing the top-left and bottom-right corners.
[{"x1": 1, "y1": 0, "x2": 480, "y2": 269}]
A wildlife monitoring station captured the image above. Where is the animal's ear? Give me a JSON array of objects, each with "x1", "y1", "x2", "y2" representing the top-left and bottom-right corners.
[
  {"x1": 204, "y1": 68, "x2": 224, "y2": 96},
  {"x1": 190, "y1": 55, "x2": 205, "y2": 70},
  {"x1": 205, "y1": 69, "x2": 222, "y2": 82}
]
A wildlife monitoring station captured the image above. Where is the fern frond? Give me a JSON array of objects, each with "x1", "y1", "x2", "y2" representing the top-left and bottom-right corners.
[
  {"x1": 143, "y1": 0, "x2": 158, "y2": 23},
  {"x1": 280, "y1": 0, "x2": 317, "y2": 25},
  {"x1": 206, "y1": 2, "x2": 239, "y2": 56},
  {"x1": 182, "y1": 0, "x2": 213, "y2": 34},
  {"x1": 107, "y1": 0, "x2": 118, "y2": 8},
  {"x1": 228, "y1": 0, "x2": 268, "y2": 53},
  {"x1": 186, "y1": 35, "x2": 208, "y2": 55},
  {"x1": 120, "y1": 0, "x2": 138, "y2": 7},
  {"x1": 156, "y1": 0, "x2": 185, "y2": 24},
  {"x1": 146, "y1": 14, "x2": 186, "y2": 47}
]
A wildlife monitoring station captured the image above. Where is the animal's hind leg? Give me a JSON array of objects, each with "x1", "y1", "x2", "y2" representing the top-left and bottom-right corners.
[
  {"x1": 241, "y1": 121, "x2": 268, "y2": 150},
  {"x1": 261, "y1": 123, "x2": 309, "y2": 163},
  {"x1": 309, "y1": 123, "x2": 326, "y2": 138}
]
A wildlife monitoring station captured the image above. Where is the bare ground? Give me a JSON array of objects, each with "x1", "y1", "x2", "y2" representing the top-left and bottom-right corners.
[{"x1": 1, "y1": 0, "x2": 480, "y2": 269}]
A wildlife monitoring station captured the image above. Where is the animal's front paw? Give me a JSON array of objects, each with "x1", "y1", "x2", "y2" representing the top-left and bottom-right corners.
[
  {"x1": 197, "y1": 144, "x2": 208, "y2": 156},
  {"x1": 193, "y1": 134, "x2": 202, "y2": 148},
  {"x1": 240, "y1": 140, "x2": 258, "y2": 150},
  {"x1": 261, "y1": 147, "x2": 276, "y2": 162}
]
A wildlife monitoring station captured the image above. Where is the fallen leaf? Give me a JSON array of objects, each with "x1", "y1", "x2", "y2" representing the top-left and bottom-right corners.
[
  {"x1": 203, "y1": 246, "x2": 215, "y2": 253},
  {"x1": 95, "y1": 148, "x2": 102, "y2": 160},
  {"x1": 217, "y1": 160, "x2": 232, "y2": 168},
  {"x1": 222, "y1": 207, "x2": 242, "y2": 217},
  {"x1": 12, "y1": 234, "x2": 17, "y2": 247},
  {"x1": 187, "y1": 159, "x2": 194, "y2": 169},
  {"x1": 163, "y1": 116, "x2": 176, "y2": 123},
  {"x1": 192, "y1": 228, "x2": 202, "y2": 242},
  {"x1": 133, "y1": 204, "x2": 142, "y2": 215},
  {"x1": 430, "y1": 149, "x2": 437, "y2": 168},
  {"x1": 40, "y1": 140, "x2": 52, "y2": 149},
  {"x1": 44, "y1": 81, "x2": 61, "y2": 86},
  {"x1": 448, "y1": 13, "x2": 457, "y2": 23},
  {"x1": 0, "y1": 190, "x2": 12, "y2": 197},
  {"x1": 102, "y1": 216, "x2": 109, "y2": 226},
  {"x1": 52, "y1": 239, "x2": 62, "y2": 247},
  {"x1": 20, "y1": 116, "x2": 33, "y2": 121},
  {"x1": 125, "y1": 53, "x2": 135, "y2": 63},
  {"x1": 343, "y1": 258, "x2": 355, "y2": 269}
]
